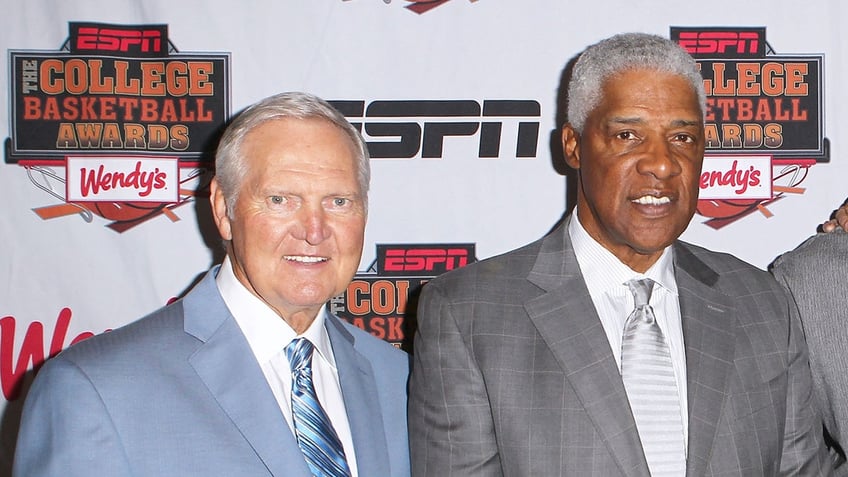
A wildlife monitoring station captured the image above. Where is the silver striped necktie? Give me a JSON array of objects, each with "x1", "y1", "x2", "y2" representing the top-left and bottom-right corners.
[{"x1": 621, "y1": 278, "x2": 686, "y2": 476}]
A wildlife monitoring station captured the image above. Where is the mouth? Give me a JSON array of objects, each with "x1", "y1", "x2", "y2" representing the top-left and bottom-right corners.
[
  {"x1": 631, "y1": 194, "x2": 672, "y2": 206},
  {"x1": 284, "y1": 255, "x2": 329, "y2": 264}
]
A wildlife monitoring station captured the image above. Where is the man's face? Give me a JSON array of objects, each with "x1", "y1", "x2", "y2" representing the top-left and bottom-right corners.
[
  {"x1": 562, "y1": 68, "x2": 705, "y2": 272},
  {"x1": 211, "y1": 118, "x2": 366, "y2": 328}
]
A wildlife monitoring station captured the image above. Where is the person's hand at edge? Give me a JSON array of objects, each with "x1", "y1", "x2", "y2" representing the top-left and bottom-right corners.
[{"x1": 821, "y1": 200, "x2": 848, "y2": 233}]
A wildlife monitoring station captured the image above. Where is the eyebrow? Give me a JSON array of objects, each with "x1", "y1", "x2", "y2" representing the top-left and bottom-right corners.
[
  {"x1": 670, "y1": 119, "x2": 702, "y2": 128},
  {"x1": 607, "y1": 116, "x2": 643, "y2": 125},
  {"x1": 606, "y1": 117, "x2": 701, "y2": 127}
]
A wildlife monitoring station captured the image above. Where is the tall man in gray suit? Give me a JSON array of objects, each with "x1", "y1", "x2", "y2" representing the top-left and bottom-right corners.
[
  {"x1": 14, "y1": 92, "x2": 410, "y2": 476},
  {"x1": 409, "y1": 33, "x2": 832, "y2": 476},
  {"x1": 772, "y1": 209, "x2": 848, "y2": 475}
]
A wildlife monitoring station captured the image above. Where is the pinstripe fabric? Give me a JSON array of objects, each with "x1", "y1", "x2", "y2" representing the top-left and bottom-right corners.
[
  {"x1": 409, "y1": 218, "x2": 832, "y2": 476},
  {"x1": 621, "y1": 278, "x2": 686, "y2": 476},
  {"x1": 772, "y1": 230, "x2": 848, "y2": 475},
  {"x1": 287, "y1": 338, "x2": 352, "y2": 477}
]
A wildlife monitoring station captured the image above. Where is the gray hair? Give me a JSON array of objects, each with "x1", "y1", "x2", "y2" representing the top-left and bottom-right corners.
[
  {"x1": 214, "y1": 91, "x2": 370, "y2": 214},
  {"x1": 566, "y1": 32, "x2": 706, "y2": 132}
]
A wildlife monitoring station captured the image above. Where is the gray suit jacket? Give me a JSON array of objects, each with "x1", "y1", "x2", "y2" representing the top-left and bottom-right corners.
[
  {"x1": 409, "y1": 217, "x2": 831, "y2": 476},
  {"x1": 13, "y1": 266, "x2": 410, "y2": 476},
  {"x1": 772, "y1": 230, "x2": 848, "y2": 475}
]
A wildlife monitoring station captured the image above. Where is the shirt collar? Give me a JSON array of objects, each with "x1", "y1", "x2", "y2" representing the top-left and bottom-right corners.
[
  {"x1": 568, "y1": 212, "x2": 677, "y2": 296},
  {"x1": 215, "y1": 255, "x2": 336, "y2": 369}
]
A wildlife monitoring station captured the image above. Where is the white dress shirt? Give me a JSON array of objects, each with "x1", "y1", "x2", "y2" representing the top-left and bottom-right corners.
[
  {"x1": 216, "y1": 256, "x2": 359, "y2": 476},
  {"x1": 568, "y1": 214, "x2": 689, "y2": 448}
]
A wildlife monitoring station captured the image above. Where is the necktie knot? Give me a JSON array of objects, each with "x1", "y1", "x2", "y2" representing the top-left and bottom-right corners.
[
  {"x1": 626, "y1": 278, "x2": 654, "y2": 308},
  {"x1": 286, "y1": 337, "x2": 315, "y2": 375}
]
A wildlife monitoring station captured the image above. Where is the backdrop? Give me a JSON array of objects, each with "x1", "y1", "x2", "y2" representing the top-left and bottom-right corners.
[{"x1": 1, "y1": 1, "x2": 846, "y2": 474}]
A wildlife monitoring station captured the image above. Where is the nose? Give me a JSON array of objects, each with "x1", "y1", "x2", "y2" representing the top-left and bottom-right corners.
[
  {"x1": 637, "y1": 139, "x2": 682, "y2": 179},
  {"x1": 293, "y1": 204, "x2": 331, "y2": 245}
]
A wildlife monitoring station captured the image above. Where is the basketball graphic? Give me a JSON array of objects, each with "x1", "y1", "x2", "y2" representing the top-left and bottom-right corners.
[{"x1": 85, "y1": 201, "x2": 167, "y2": 223}]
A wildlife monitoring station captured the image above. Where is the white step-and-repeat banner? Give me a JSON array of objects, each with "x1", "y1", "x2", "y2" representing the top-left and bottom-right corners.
[{"x1": 1, "y1": 1, "x2": 846, "y2": 473}]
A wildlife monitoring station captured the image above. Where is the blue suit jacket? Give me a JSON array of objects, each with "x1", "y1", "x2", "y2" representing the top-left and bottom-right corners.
[{"x1": 13, "y1": 267, "x2": 410, "y2": 476}]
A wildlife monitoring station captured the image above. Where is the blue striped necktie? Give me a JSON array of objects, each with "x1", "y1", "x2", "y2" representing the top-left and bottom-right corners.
[
  {"x1": 621, "y1": 278, "x2": 686, "y2": 476},
  {"x1": 286, "y1": 338, "x2": 352, "y2": 477}
]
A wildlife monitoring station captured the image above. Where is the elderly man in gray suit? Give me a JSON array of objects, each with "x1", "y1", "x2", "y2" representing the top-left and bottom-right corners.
[
  {"x1": 772, "y1": 203, "x2": 848, "y2": 475},
  {"x1": 409, "y1": 33, "x2": 832, "y2": 476}
]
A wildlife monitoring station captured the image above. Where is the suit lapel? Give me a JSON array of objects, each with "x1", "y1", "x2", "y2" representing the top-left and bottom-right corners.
[
  {"x1": 673, "y1": 244, "x2": 736, "y2": 477},
  {"x1": 184, "y1": 269, "x2": 311, "y2": 477},
  {"x1": 325, "y1": 315, "x2": 391, "y2": 477},
  {"x1": 522, "y1": 227, "x2": 738, "y2": 477},
  {"x1": 525, "y1": 220, "x2": 650, "y2": 477}
]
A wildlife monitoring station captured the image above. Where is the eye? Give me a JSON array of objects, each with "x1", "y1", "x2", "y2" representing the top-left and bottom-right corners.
[
  {"x1": 615, "y1": 131, "x2": 637, "y2": 140},
  {"x1": 268, "y1": 195, "x2": 286, "y2": 205},
  {"x1": 672, "y1": 133, "x2": 695, "y2": 143},
  {"x1": 332, "y1": 197, "x2": 350, "y2": 207}
]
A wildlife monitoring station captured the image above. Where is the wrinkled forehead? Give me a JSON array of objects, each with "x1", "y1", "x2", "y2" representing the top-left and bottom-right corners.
[{"x1": 598, "y1": 68, "x2": 701, "y2": 110}]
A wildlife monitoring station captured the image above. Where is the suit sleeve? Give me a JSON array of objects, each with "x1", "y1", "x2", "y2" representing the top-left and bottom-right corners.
[
  {"x1": 13, "y1": 356, "x2": 132, "y2": 477},
  {"x1": 778, "y1": 292, "x2": 834, "y2": 476},
  {"x1": 408, "y1": 282, "x2": 502, "y2": 477}
]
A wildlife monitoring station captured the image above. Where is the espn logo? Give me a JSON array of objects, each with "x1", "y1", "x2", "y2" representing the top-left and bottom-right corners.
[
  {"x1": 671, "y1": 27, "x2": 766, "y2": 58},
  {"x1": 330, "y1": 99, "x2": 540, "y2": 159},
  {"x1": 70, "y1": 22, "x2": 168, "y2": 57},
  {"x1": 376, "y1": 244, "x2": 476, "y2": 275}
]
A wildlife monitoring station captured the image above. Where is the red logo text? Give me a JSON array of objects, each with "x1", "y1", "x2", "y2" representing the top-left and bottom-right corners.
[
  {"x1": 0, "y1": 309, "x2": 98, "y2": 401},
  {"x1": 383, "y1": 248, "x2": 470, "y2": 273},
  {"x1": 67, "y1": 156, "x2": 179, "y2": 203},
  {"x1": 74, "y1": 26, "x2": 166, "y2": 55},
  {"x1": 671, "y1": 27, "x2": 766, "y2": 58}
]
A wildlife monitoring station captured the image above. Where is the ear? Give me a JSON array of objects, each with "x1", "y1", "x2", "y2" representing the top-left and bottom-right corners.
[
  {"x1": 561, "y1": 123, "x2": 581, "y2": 170},
  {"x1": 209, "y1": 177, "x2": 233, "y2": 241}
]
